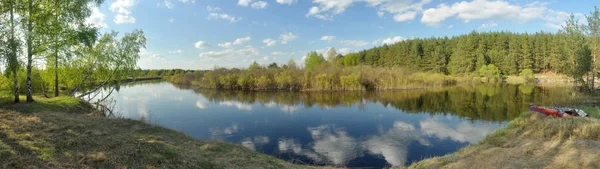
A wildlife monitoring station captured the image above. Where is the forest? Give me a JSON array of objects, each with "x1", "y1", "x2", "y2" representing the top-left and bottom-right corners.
[
  {"x1": 0, "y1": 0, "x2": 146, "y2": 103},
  {"x1": 165, "y1": 7, "x2": 600, "y2": 91}
]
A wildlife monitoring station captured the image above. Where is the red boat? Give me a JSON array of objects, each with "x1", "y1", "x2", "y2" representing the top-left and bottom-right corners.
[{"x1": 529, "y1": 106, "x2": 588, "y2": 118}]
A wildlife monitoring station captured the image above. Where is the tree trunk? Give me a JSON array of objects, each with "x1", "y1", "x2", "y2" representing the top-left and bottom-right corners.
[
  {"x1": 9, "y1": 0, "x2": 19, "y2": 103},
  {"x1": 26, "y1": 0, "x2": 34, "y2": 102},
  {"x1": 54, "y1": 51, "x2": 59, "y2": 97},
  {"x1": 13, "y1": 70, "x2": 19, "y2": 103}
]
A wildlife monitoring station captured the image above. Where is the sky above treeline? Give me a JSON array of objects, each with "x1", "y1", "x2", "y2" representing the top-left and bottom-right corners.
[{"x1": 86, "y1": 0, "x2": 597, "y2": 70}]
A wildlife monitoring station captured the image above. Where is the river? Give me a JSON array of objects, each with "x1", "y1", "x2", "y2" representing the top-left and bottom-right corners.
[{"x1": 103, "y1": 81, "x2": 582, "y2": 168}]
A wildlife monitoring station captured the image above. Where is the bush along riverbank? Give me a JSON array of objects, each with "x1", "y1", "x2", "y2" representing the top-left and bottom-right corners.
[
  {"x1": 0, "y1": 96, "x2": 322, "y2": 169},
  {"x1": 402, "y1": 107, "x2": 600, "y2": 169}
]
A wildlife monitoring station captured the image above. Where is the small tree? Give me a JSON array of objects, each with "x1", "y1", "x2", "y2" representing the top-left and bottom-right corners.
[
  {"x1": 519, "y1": 69, "x2": 535, "y2": 82},
  {"x1": 478, "y1": 64, "x2": 501, "y2": 82}
]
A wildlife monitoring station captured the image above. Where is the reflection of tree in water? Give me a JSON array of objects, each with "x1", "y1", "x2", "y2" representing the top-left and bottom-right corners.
[{"x1": 178, "y1": 84, "x2": 584, "y2": 122}]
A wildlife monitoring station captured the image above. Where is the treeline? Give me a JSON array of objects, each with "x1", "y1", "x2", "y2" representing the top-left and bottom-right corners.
[
  {"x1": 179, "y1": 84, "x2": 583, "y2": 122},
  {"x1": 0, "y1": 1, "x2": 146, "y2": 103},
  {"x1": 168, "y1": 60, "x2": 456, "y2": 91},
  {"x1": 341, "y1": 8, "x2": 600, "y2": 90}
]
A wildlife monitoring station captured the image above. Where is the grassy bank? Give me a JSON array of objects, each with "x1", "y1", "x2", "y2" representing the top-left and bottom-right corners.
[
  {"x1": 0, "y1": 97, "x2": 318, "y2": 169},
  {"x1": 403, "y1": 107, "x2": 600, "y2": 169}
]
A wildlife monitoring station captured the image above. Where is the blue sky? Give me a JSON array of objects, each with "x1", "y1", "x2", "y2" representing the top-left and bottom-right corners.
[{"x1": 85, "y1": 0, "x2": 598, "y2": 70}]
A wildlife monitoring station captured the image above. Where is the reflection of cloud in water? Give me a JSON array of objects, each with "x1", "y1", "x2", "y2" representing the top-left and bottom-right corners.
[
  {"x1": 280, "y1": 104, "x2": 298, "y2": 114},
  {"x1": 241, "y1": 136, "x2": 270, "y2": 151},
  {"x1": 263, "y1": 101, "x2": 277, "y2": 108},
  {"x1": 277, "y1": 122, "x2": 433, "y2": 167},
  {"x1": 219, "y1": 101, "x2": 253, "y2": 111},
  {"x1": 210, "y1": 123, "x2": 242, "y2": 140},
  {"x1": 308, "y1": 125, "x2": 362, "y2": 165},
  {"x1": 196, "y1": 100, "x2": 208, "y2": 109},
  {"x1": 420, "y1": 118, "x2": 496, "y2": 144},
  {"x1": 365, "y1": 122, "x2": 430, "y2": 166}
]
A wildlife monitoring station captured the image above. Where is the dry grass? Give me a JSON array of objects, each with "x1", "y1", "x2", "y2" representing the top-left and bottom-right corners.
[
  {"x1": 403, "y1": 110, "x2": 600, "y2": 169},
  {"x1": 0, "y1": 97, "x2": 321, "y2": 169}
]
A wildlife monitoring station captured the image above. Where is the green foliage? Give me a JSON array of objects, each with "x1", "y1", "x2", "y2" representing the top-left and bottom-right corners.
[
  {"x1": 248, "y1": 61, "x2": 263, "y2": 71},
  {"x1": 519, "y1": 69, "x2": 535, "y2": 82},
  {"x1": 304, "y1": 51, "x2": 325, "y2": 69},
  {"x1": 478, "y1": 64, "x2": 502, "y2": 82}
]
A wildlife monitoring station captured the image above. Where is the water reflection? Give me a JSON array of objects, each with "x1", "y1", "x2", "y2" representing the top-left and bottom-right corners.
[{"x1": 106, "y1": 82, "x2": 584, "y2": 168}]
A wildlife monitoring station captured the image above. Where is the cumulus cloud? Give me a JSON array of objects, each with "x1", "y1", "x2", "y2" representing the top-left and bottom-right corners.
[
  {"x1": 276, "y1": 0, "x2": 296, "y2": 5},
  {"x1": 338, "y1": 48, "x2": 353, "y2": 55},
  {"x1": 218, "y1": 42, "x2": 233, "y2": 48},
  {"x1": 544, "y1": 9, "x2": 585, "y2": 29},
  {"x1": 169, "y1": 50, "x2": 183, "y2": 53},
  {"x1": 373, "y1": 36, "x2": 406, "y2": 45},
  {"x1": 194, "y1": 41, "x2": 211, "y2": 48},
  {"x1": 169, "y1": 18, "x2": 175, "y2": 22},
  {"x1": 85, "y1": 7, "x2": 107, "y2": 28},
  {"x1": 421, "y1": 0, "x2": 546, "y2": 26},
  {"x1": 320, "y1": 36, "x2": 335, "y2": 41},
  {"x1": 340, "y1": 40, "x2": 369, "y2": 47},
  {"x1": 279, "y1": 32, "x2": 297, "y2": 44},
  {"x1": 163, "y1": 0, "x2": 174, "y2": 9},
  {"x1": 234, "y1": 37, "x2": 252, "y2": 45},
  {"x1": 479, "y1": 21, "x2": 498, "y2": 29},
  {"x1": 306, "y1": 0, "x2": 430, "y2": 21},
  {"x1": 308, "y1": 125, "x2": 361, "y2": 165},
  {"x1": 110, "y1": 0, "x2": 136, "y2": 24},
  {"x1": 207, "y1": 5, "x2": 221, "y2": 12},
  {"x1": 199, "y1": 47, "x2": 260, "y2": 61},
  {"x1": 208, "y1": 13, "x2": 242, "y2": 23},
  {"x1": 263, "y1": 38, "x2": 277, "y2": 47},
  {"x1": 393, "y1": 11, "x2": 417, "y2": 22},
  {"x1": 239, "y1": 0, "x2": 268, "y2": 9},
  {"x1": 251, "y1": 1, "x2": 268, "y2": 9}
]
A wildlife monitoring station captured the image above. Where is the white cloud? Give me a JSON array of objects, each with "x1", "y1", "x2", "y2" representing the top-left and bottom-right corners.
[
  {"x1": 169, "y1": 18, "x2": 175, "y2": 22},
  {"x1": 448, "y1": 24, "x2": 454, "y2": 28},
  {"x1": 218, "y1": 42, "x2": 233, "y2": 48},
  {"x1": 263, "y1": 38, "x2": 277, "y2": 47},
  {"x1": 147, "y1": 54, "x2": 166, "y2": 62},
  {"x1": 373, "y1": 36, "x2": 406, "y2": 45},
  {"x1": 479, "y1": 21, "x2": 498, "y2": 29},
  {"x1": 544, "y1": 10, "x2": 585, "y2": 29},
  {"x1": 320, "y1": 36, "x2": 335, "y2": 41},
  {"x1": 163, "y1": 0, "x2": 174, "y2": 9},
  {"x1": 199, "y1": 46, "x2": 260, "y2": 60},
  {"x1": 218, "y1": 37, "x2": 251, "y2": 48},
  {"x1": 114, "y1": 15, "x2": 135, "y2": 24},
  {"x1": 306, "y1": 0, "x2": 430, "y2": 21},
  {"x1": 169, "y1": 50, "x2": 183, "y2": 53},
  {"x1": 393, "y1": 11, "x2": 417, "y2": 22},
  {"x1": 207, "y1": 6, "x2": 221, "y2": 12},
  {"x1": 421, "y1": 0, "x2": 547, "y2": 26},
  {"x1": 110, "y1": 0, "x2": 136, "y2": 24},
  {"x1": 365, "y1": 121, "x2": 430, "y2": 167},
  {"x1": 85, "y1": 7, "x2": 107, "y2": 28},
  {"x1": 234, "y1": 37, "x2": 252, "y2": 45},
  {"x1": 338, "y1": 48, "x2": 353, "y2": 55},
  {"x1": 194, "y1": 41, "x2": 211, "y2": 48},
  {"x1": 251, "y1": 1, "x2": 268, "y2": 9},
  {"x1": 178, "y1": 0, "x2": 195, "y2": 3},
  {"x1": 238, "y1": 0, "x2": 252, "y2": 6},
  {"x1": 308, "y1": 125, "x2": 361, "y2": 165},
  {"x1": 208, "y1": 13, "x2": 242, "y2": 23},
  {"x1": 340, "y1": 40, "x2": 369, "y2": 47},
  {"x1": 279, "y1": 32, "x2": 297, "y2": 44},
  {"x1": 276, "y1": 0, "x2": 296, "y2": 5},
  {"x1": 196, "y1": 100, "x2": 208, "y2": 109}
]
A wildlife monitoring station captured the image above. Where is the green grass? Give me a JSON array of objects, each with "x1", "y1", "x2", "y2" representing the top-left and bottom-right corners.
[{"x1": 0, "y1": 96, "x2": 323, "y2": 169}]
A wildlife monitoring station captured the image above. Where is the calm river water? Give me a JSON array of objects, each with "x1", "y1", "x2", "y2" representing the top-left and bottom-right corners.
[{"x1": 105, "y1": 81, "x2": 582, "y2": 168}]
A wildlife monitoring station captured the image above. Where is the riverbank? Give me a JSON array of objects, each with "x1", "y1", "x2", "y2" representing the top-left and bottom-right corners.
[
  {"x1": 403, "y1": 107, "x2": 600, "y2": 169},
  {"x1": 0, "y1": 96, "x2": 319, "y2": 169}
]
